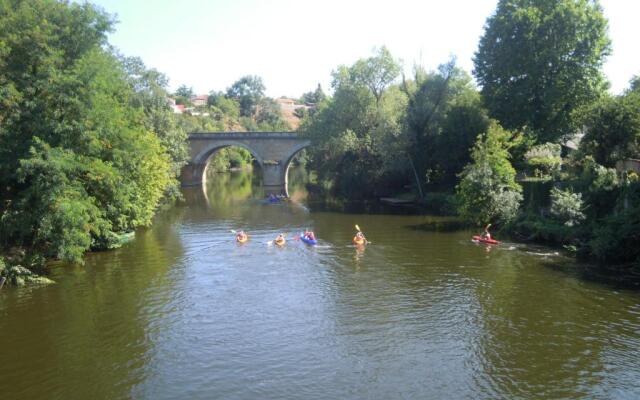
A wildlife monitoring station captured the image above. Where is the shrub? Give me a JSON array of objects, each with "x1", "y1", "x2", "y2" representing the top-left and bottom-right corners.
[
  {"x1": 550, "y1": 187, "x2": 586, "y2": 227},
  {"x1": 525, "y1": 142, "x2": 562, "y2": 178}
]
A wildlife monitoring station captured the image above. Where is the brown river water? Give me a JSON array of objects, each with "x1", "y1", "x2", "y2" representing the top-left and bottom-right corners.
[{"x1": 1, "y1": 169, "x2": 639, "y2": 399}]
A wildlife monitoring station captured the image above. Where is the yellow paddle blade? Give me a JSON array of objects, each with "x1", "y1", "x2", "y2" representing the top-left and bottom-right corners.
[{"x1": 355, "y1": 224, "x2": 361, "y2": 232}]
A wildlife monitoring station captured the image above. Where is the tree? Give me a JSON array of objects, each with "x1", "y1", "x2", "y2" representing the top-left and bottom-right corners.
[
  {"x1": 175, "y1": 84, "x2": 194, "y2": 99},
  {"x1": 456, "y1": 122, "x2": 523, "y2": 225},
  {"x1": 0, "y1": 1, "x2": 174, "y2": 264},
  {"x1": 301, "y1": 83, "x2": 327, "y2": 104},
  {"x1": 474, "y1": 0, "x2": 611, "y2": 143},
  {"x1": 301, "y1": 49, "x2": 406, "y2": 199},
  {"x1": 256, "y1": 98, "x2": 289, "y2": 131},
  {"x1": 351, "y1": 46, "x2": 401, "y2": 104},
  {"x1": 402, "y1": 60, "x2": 490, "y2": 189},
  {"x1": 579, "y1": 88, "x2": 640, "y2": 167},
  {"x1": 122, "y1": 56, "x2": 188, "y2": 201},
  {"x1": 226, "y1": 75, "x2": 265, "y2": 117}
]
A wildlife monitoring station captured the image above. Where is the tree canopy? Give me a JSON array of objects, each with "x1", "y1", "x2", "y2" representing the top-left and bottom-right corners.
[
  {"x1": 226, "y1": 75, "x2": 265, "y2": 117},
  {"x1": 0, "y1": 0, "x2": 179, "y2": 264},
  {"x1": 474, "y1": 0, "x2": 611, "y2": 143}
]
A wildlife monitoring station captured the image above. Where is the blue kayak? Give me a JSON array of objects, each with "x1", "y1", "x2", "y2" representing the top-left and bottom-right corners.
[{"x1": 300, "y1": 233, "x2": 317, "y2": 245}]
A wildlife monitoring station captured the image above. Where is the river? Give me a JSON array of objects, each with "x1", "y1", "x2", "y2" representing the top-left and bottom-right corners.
[{"x1": 1, "y1": 169, "x2": 639, "y2": 399}]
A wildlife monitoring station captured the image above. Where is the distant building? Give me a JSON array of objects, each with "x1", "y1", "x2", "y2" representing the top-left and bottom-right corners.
[
  {"x1": 276, "y1": 98, "x2": 296, "y2": 106},
  {"x1": 167, "y1": 97, "x2": 185, "y2": 114},
  {"x1": 191, "y1": 95, "x2": 208, "y2": 107}
]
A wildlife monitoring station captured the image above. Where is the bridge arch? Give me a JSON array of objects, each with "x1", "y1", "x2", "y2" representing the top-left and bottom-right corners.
[
  {"x1": 282, "y1": 142, "x2": 311, "y2": 195},
  {"x1": 181, "y1": 132, "x2": 311, "y2": 194},
  {"x1": 194, "y1": 141, "x2": 264, "y2": 165},
  {"x1": 195, "y1": 141, "x2": 264, "y2": 187}
]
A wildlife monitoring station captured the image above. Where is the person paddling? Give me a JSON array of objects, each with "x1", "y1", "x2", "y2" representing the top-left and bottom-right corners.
[
  {"x1": 274, "y1": 233, "x2": 286, "y2": 246},
  {"x1": 353, "y1": 231, "x2": 367, "y2": 245},
  {"x1": 304, "y1": 230, "x2": 316, "y2": 241},
  {"x1": 481, "y1": 224, "x2": 492, "y2": 240},
  {"x1": 236, "y1": 230, "x2": 248, "y2": 243}
]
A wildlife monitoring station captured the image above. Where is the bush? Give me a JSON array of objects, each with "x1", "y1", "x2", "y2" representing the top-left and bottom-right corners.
[
  {"x1": 588, "y1": 205, "x2": 640, "y2": 265},
  {"x1": 509, "y1": 212, "x2": 578, "y2": 245},
  {"x1": 525, "y1": 142, "x2": 562, "y2": 178},
  {"x1": 457, "y1": 122, "x2": 523, "y2": 225},
  {"x1": 550, "y1": 187, "x2": 585, "y2": 227}
]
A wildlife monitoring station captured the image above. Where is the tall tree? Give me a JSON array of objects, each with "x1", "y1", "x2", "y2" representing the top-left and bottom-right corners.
[
  {"x1": 402, "y1": 60, "x2": 490, "y2": 189},
  {"x1": 473, "y1": 0, "x2": 611, "y2": 143},
  {"x1": 301, "y1": 49, "x2": 406, "y2": 199},
  {"x1": 0, "y1": 1, "x2": 173, "y2": 263},
  {"x1": 226, "y1": 75, "x2": 265, "y2": 117},
  {"x1": 122, "y1": 57, "x2": 188, "y2": 201}
]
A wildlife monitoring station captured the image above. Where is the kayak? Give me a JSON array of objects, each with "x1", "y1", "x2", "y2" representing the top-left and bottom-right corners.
[
  {"x1": 236, "y1": 235, "x2": 249, "y2": 243},
  {"x1": 300, "y1": 233, "x2": 317, "y2": 245},
  {"x1": 352, "y1": 237, "x2": 366, "y2": 245},
  {"x1": 472, "y1": 235, "x2": 500, "y2": 245},
  {"x1": 274, "y1": 238, "x2": 286, "y2": 246}
]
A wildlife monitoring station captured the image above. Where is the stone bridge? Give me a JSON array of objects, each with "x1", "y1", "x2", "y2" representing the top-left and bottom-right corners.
[{"x1": 180, "y1": 132, "x2": 311, "y2": 194}]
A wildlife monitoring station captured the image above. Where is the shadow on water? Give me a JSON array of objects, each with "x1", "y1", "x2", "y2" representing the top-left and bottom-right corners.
[{"x1": 541, "y1": 260, "x2": 640, "y2": 291}]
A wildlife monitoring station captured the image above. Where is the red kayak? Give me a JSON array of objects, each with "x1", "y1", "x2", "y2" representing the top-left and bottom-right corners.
[{"x1": 472, "y1": 235, "x2": 500, "y2": 245}]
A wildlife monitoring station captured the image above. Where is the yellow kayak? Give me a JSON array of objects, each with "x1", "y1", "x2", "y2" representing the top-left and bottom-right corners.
[
  {"x1": 236, "y1": 235, "x2": 248, "y2": 243},
  {"x1": 275, "y1": 238, "x2": 286, "y2": 246},
  {"x1": 352, "y1": 236, "x2": 366, "y2": 245}
]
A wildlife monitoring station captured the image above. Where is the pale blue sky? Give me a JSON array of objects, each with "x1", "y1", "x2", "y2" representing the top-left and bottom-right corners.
[{"x1": 93, "y1": 0, "x2": 639, "y2": 97}]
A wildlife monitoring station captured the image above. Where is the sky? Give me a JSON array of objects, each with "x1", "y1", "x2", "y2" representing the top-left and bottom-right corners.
[{"x1": 92, "y1": 0, "x2": 640, "y2": 98}]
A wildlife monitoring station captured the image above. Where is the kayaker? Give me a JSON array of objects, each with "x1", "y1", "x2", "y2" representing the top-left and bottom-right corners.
[
  {"x1": 275, "y1": 233, "x2": 285, "y2": 245},
  {"x1": 353, "y1": 231, "x2": 366, "y2": 244},
  {"x1": 304, "y1": 230, "x2": 316, "y2": 241},
  {"x1": 481, "y1": 224, "x2": 492, "y2": 240},
  {"x1": 236, "y1": 230, "x2": 248, "y2": 242}
]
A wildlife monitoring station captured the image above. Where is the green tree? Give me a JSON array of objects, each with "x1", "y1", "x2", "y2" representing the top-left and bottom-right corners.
[
  {"x1": 351, "y1": 46, "x2": 401, "y2": 104},
  {"x1": 457, "y1": 122, "x2": 523, "y2": 225},
  {"x1": 402, "y1": 60, "x2": 490, "y2": 190},
  {"x1": 301, "y1": 49, "x2": 406, "y2": 199},
  {"x1": 579, "y1": 84, "x2": 640, "y2": 167},
  {"x1": 122, "y1": 56, "x2": 188, "y2": 201},
  {"x1": 301, "y1": 83, "x2": 327, "y2": 104},
  {"x1": 0, "y1": 1, "x2": 174, "y2": 264},
  {"x1": 474, "y1": 0, "x2": 611, "y2": 143},
  {"x1": 226, "y1": 75, "x2": 265, "y2": 117},
  {"x1": 173, "y1": 84, "x2": 194, "y2": 106},
  {"x1": 256, "y1": 98, "x2": 290, "y2": 131},
  {"x1": 175, "y1": 84, "x2": 194, "y2": 98}
]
